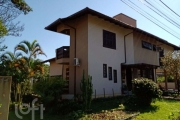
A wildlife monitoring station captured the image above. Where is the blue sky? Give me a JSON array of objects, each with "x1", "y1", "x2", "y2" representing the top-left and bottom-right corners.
[{"x1": 3, "y1": 0, "x2": 180, "y2": 61}]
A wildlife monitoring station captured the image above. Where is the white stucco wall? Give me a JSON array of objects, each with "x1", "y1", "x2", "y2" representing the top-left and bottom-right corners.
[
  {"x1": 159, "y1": 43, "x2": 174, "y2": 54},
  {"x1": 126, "y1": 33, "x2": 134, "y2": 64},
  {"x1": 133, "y1": 33, "x2": 159, "y2": 65},
  {"x1": 133, "y1": 32, "x2": 175, "y2": 66},
  {"x1": 88, "y1": 15, "x2": 130, "y2": 97}
]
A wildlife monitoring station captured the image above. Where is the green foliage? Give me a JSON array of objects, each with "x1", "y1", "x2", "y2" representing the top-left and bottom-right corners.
[
  {"x1": 135, "y1": 100, "x2": 180, "y2": 120},
  {"x1": 0, "y1": 40, "x2": 7, "y2": 59},
  {"x1": 8, "y1": 97, "x2": 180, "y2": 120},
  {"x1": 33, "y1": 64, "x2": 49, "y2": 80},
  {"x1": 157, "y1": 76, "x2": 165, "y2": 83},
  {"x1": 33, "y1": 77, "x2": 67, "y2": 108},
  {"x1": 132, "y1": 78, "x2": 162, "y2": 106},
  {"x1": 11, "y1": 0, "x2": 32, "y2": 14},
  {"x1": 0, "y1": 21, "x2": 8, "y2": 37},
  {"x1": 52, "y1": 100, "x2": 83, "y2": 115},
  {"x1": 80, "y1": 70, "x2": 93, "y2": 111},
  {"x1": 157, "y1": 76, "x2": 175, "y2": 83},
  {"x1": 14, "y1": 40, "x2": 47, "y2": 60},
  {"x1": 0, "y1": 40, "x2": 46, "y2": 104},
  {"x1": 67, "y1": 110, "x2": 85, "y2": 120},
  {"x1": 20, "y1": 80, "x2": 32, "y2": 96},
  {"x1": 0, "y1": 0, "x2": 32, "y2": 38}
]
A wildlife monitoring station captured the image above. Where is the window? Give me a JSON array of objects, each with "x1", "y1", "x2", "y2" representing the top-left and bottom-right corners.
[
  {"x1": 142, "y1": 41, "x2": 152, "y2": 50},
  {"x1": 159, "y1": 50, "x2": 164, "y2": 57},
  {"x1": 159, "y1": 58, "x2": 163, "y2": 66},
  {"x1": 103, "y1": 30, "x2": 116, "y2": 49},
  {"x1": 103, "y1": 64, "x2": 107, "y2": 78},
  {"x1": 159, "y1": 50, "x2": 164, "y2": 66},
  {"x1": 108, "y1": 67, "x2": 112, "y2": 80},
  {"x1": 113, "y1": 70, "x2": 117, "y2": 83},
  {"x1": 140, "y1": 69, "x2": 153, "y2": 79},
  {"x1": 153, "y1": 45, "x2": 156, "y2": 51}
]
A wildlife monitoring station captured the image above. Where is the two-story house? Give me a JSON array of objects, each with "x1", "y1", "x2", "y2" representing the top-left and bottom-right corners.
[{"x1": 43, "y1": 7, "x2": 180, "y2": 99}]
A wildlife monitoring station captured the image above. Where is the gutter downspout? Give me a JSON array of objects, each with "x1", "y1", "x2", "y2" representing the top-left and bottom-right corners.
[
  {"x1": 122, "y1": 31, "x2": 133, "y2": 93},
  {"x1": 61, "y1": 22, "x2": 77, "y2": 96},
  {"x1": 124, "y1": 31, "x2": 133, "y2": 63}
]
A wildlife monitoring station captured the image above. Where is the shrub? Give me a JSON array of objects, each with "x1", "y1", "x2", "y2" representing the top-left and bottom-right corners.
[
  {"x1": 132, "y1": 78, "x2": 162, "y2": 106},
  {"x1": 54, "y1": 100, "x2": 82, "y2": 115},
  {"x1": 22, "y1": 94, "x2": 40, "y2": 106},
  {"x1": 123, "y1": 95, "x2": 138, "y2": 110},
  {"x1": 80, "y1": 70, "x2": 93, "y2": 111},
  {"x1": 33, "y1": 77, "x2": 67, "y2": 109}
]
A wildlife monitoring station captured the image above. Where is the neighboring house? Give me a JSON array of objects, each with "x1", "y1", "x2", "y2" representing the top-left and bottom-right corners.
[{"x1": 43, "y1": 7, "x2": 180, "y2": 98}]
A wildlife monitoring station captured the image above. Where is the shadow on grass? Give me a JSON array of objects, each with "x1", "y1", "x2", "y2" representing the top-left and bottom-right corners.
[
  {"x1": 90, "y1": 96, "x2": 124, "y2": 113},
  {"x1": 84, "y1": 96, "x2": 160, "y2": 114},
  {"x1": 122, "y1": 96, "x2": 159, "y2": 114},
  {"x1": 9, "y1": 96, "x2": 160, "y2": 120},
  {"x1": 163, "y1": 97, "x2": 180, "y2": 102},
  {"x1": 90, "y1": 96, "x2": 159, "y2": 114},
  {"x1": 68, "y1": 96, "x2": 159, "y2": 120}
]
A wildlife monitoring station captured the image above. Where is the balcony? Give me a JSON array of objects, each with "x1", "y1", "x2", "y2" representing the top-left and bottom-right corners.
[{"x1": 56, "y1": 46, "x2": 70, "y2": 64}]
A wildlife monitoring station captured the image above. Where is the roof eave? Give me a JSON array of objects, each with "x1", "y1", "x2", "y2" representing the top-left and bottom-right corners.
[
  {"x1": 44, "y1": 7, "x2": 180, "y2": 50},
  {"x1": 42, "y1": 57, "x2": 55, "y2": 63},
  {"x1": 44, "y1": 7, "x2": 134, "y2": 32},
  {"x1": 45, "y1": 18, "x2": 62, "y2": 32}
]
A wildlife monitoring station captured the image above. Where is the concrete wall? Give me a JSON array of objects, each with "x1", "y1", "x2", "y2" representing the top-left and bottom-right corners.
[
  {"x1": 159, "y1": 82, "x2": 175, "y2": 89},
  {"x1": 157, "y1": 42, "x2": 174, "y2": 54},
  {"x1": 113, "y1": 13, "x2": 136, "y2": 27},
  {"x1": 88, "y1": 14, "x2": 131, "y2": 97},
  {"x1": 0, "y1": 76, "x2": 12, "y2": 120},
  {"x1": 133, "y1": 31, "x2": 159, "y2": 65},
  {"x1": 57, "y1": 15, "x2": 88, "y2": 94},
  {"x1": 133, "y1": 31, "x2": 174, "y2": 66},
  {"x1": 55, "y1": 13, "x2": 175, "y2": 96},
  {"x1": 49, "y1": 60, "x2": 62, "y2": 76},
  {"x1": 126, "y1": 33, "x2": 134, "y2": 64}
]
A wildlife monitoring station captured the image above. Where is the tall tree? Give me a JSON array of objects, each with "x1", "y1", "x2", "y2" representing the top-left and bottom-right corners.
[
  {"x1": 0, "y1": 0, "x2": 32, "y2": 37},
  {"x1": 14, "y1": 40, "x2": 47, "y2": 88},
  {"x1": 0, "y1": 20, "x2": 8, "y2": 57},
  {"x1": 0, "y1": 20, "x2": 7, "y2": 37},
  {"x1": 0, "y1": 51, "x2": 25, "y2": 102},
  {"x1": 0, "y1": 39, "x2": 47, "y2": 102},
  {"x1": 0, "y1": 0, "x2": 32, "y2": 57},
  {"x1": 14, "y1": 40, "x2": 46, "y2": 63},
  {"x1": 161, "y1": 51, "x2": 180, "y2": 94},
  {"x1": 160, "y1": 52, "x2": 173, "y2": 90},
  {"x1": 0, "y1": 51, "x2": 22, "y2": 75}
]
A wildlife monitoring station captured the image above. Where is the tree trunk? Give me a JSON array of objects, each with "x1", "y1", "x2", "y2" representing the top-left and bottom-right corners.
[
  {"x1": 178, "y1": 79, "x2": 179, "y2": 95},
  {"x1": 164, "y1": 70, "x2": 168, "y2": 91},
  {"x1": 14, "y1": 81, "x2": 17, "y2": 102},
  {"x1": 175, "y1": 72, "x2": 178, "y2": 89}
]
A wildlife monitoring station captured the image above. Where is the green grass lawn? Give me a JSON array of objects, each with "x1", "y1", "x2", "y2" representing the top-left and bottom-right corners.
[
  {"x1": 8, "y1": 97, "x2": 180, "y2": 120},
  {"x1": 133, "y1": 99, "x2": 180, "y2": 120}
]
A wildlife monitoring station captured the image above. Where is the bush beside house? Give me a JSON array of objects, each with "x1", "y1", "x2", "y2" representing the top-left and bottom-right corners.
[
  {"x1": 33, "y1": 77, "x2": 67, "y2": 110},
  {"x1": 132, "y1": 78, "x2": 162, "y2": 106}
]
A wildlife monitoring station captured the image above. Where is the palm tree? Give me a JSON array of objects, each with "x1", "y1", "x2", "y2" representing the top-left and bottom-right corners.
[
  {"x1": 14, "y1": 40, "x2": 47, "y2": 88},
  {"x1": 0, "y1": 51, "x2": 24, "y2": 102},
  {"x1": 14, "y1": 40, "x2": 46, "y2": 76},
  {"x1": 14, "y1": 40, "x2": 46, "y2": 64},
  {"x1": 0, "y1": 51, "x2": 22, "y2": 75}
]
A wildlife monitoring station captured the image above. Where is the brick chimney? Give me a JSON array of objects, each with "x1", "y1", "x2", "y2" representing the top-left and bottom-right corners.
[{"x1": 113, "y1": 13, "x2": 136, "y2": 27}]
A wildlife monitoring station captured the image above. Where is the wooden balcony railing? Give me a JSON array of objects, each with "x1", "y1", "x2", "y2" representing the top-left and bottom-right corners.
[{"x1": 56, "y1": 46, "x2": 70, "y2": 59}]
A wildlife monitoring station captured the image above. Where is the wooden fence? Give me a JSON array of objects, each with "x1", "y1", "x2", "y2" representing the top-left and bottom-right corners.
[{"x1": 0, "y1": 76, "x2": 12, "y2": 120}]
